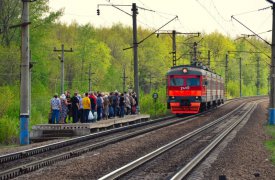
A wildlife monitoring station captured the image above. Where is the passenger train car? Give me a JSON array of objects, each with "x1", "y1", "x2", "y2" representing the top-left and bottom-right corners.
[{"x1": 166, "y1": 64, "x2": 224, "y2": 114}]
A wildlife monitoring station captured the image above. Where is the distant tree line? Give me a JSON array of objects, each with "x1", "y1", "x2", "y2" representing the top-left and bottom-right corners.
[{"x1": 0, "y1": 1, "x2": 271, "y2": 144}]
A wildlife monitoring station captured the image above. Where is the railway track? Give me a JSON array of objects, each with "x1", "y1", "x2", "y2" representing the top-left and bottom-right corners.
[
  {"x1": 0, "y1": 110, "x2": 210, "y2": 179},
  {"x1": 98, "y1": 100, "x2": 260, "y2": 179},
  {"x1": 0, "y1": 97, "x2": 265, "y2": 179}
]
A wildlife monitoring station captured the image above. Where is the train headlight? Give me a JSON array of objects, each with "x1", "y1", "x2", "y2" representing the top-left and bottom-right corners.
[
  {"x1": 182, "y1": 68, "x2": 188, "y2": 73},
  {"x1": 195, "y1": 96, "x2": 199, "y2": 99},
  {"x1": 171, "y1": 96, "x2": 175, "y2": 99}
]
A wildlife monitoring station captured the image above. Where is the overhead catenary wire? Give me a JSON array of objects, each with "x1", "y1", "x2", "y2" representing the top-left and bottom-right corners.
[
  {"x1": 231, "y1": 15, "x2": 271, "y2": 46},
  {"x1": 233, "y1": 6, "x2": 272, "y2": 17},
  {"x1": 210, "y1": 0, "x2": 231, "y2": 22},
  {"x1": 195, "y1": 0, "x2": 229, "y2": 35}
]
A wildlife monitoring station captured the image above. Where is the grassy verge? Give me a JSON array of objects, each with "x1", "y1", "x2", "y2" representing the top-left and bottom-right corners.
[{"x1": 265, "y1": 125, "x2": 275, "y2": 164}]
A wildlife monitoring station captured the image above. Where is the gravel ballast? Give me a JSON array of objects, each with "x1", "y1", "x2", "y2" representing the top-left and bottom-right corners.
[{"x1": 1, "y1": 99, "x2": 274, "y2": 179}]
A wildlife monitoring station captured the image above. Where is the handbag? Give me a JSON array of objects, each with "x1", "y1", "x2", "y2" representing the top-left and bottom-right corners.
[
  {"x1": 88, "y1": 111, "x2": 94, "y2": 120},
  {"x1": 93, "y1": 112, "x2": 98, "y2": 120}
]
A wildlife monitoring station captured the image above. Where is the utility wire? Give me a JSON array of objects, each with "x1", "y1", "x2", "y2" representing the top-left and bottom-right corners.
[
  {"x1": 242, "y1": 38, "x2": 271, "y2": 65},
  {"x1": 233, "y1": 6, "x2": 272, "y2": 16},
  {"x1": 123, "y1": 15, "x2": 178, "y2": 50},
  {"x1": 210, "y1": 0, "x2": 230, "y2": 22},
  {"x1": 195, "y1": 0, "x2": 229, "y2": 35},
  {"x1": 231, "y1": 15, "x2": 271, "y2": 46}
]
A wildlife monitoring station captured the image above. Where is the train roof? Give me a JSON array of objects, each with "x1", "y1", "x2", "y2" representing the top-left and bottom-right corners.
[{"x1": 167, "y1": 64, "x2": 222, "y2": 79}]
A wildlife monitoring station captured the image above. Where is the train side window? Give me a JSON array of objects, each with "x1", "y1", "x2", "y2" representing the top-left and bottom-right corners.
[
  {"x1": 170, "y1": 77, "x2": 184, "y2": 86},
  {"x1": 186, "y1": 78, "x2": 200, "y2": 86}
]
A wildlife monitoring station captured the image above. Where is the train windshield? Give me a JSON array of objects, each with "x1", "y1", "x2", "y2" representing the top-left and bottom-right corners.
[
  {"x1": 170, "y1": 77, "x2": 184, "y2": 86},
  {"x1": 186, "y1": 78, "x2": 200, "y2": 86}
]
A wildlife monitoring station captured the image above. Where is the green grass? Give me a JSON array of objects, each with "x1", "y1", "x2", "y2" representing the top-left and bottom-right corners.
[
  {"x1": 0, "y1": 144, "x2": 19, "y2": 150},
  {"x1": 265, "y1": 125, "x2": 275, "y2": 164},
  {"x1": 0, "y1": 116, "x2": 19, "y2": 144}
]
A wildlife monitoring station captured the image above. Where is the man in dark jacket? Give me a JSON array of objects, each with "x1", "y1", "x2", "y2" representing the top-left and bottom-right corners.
[{"x1": 71, "y1": 92, "x2": 79, "y2": 123}]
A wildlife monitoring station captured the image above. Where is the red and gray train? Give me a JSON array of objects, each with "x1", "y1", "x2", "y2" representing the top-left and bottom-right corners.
[{"x1": 166, "y1": 64, "x2": 224, "y2": 114}]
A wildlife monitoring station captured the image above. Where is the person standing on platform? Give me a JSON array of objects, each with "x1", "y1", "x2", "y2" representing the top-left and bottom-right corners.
[
  {"x1": 124, "y1": 92, "x2": 131, "y2": 115},
  {"x1": 129, "y1": 92, "x2": 136, "y2": 115},
  {"x1": 78, "y1": 94, "x2": 84, "y2": 123},
  {"x1": 119, "y1": 93, "x2": 125, "y2": 118},
  {"x1": 103, "y1": 94, "x2": 109, "y2": 120},
  {"x1": 96, "y1": 93, "x2": 103, "y2": 121},
  {"x1": 82, "y1": 92, "x2": 91, "y2": 123},
  {"x1": 50, "y1": 93, "x2": 61, "y2": 124},
  {"x1": 71, "y1": 92, "x2": 80, "y2": 123},
  {"x1": 112, "y1": 92, "x2": 119, "y2": 118},
  {"x1": 132, "y1": 92, "x2": 138, "y2": 114},
  {"x1": 89, "y1": 92, "x2": 97, "y2": 119},
  {"x1": 108, "y1": 92, "x2": 114, "y2": 118},
  {"x1": 60, "y1": 94, "x2": 68, "y2": 124},
  {"x1": 65, "y1": 91, "x2": 72, "y2": 123}
]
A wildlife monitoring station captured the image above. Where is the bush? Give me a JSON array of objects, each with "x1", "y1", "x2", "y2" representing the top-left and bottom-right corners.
[
  {"x1": 140, "y1": 87, "x2": 169, "y2": 118},
  {"x1": 0, "y1": 116, "x2": 19, "y2": 144},
  {"x1": 0, "y1": 86, "x2": 16, "y2": 118}
]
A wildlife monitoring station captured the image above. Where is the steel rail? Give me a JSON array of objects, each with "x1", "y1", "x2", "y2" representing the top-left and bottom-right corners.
[
  {"x1": 98, "y1": 103, "x2": 247, "y2": 180},
  {"x1": 0, "y1": 112, "x2": 206, "y2": 179},
  {"x1": 1, "y1": 95, "x2": 232, "y2": 165},
  {"x1": 0, "y1": 97, "x2": 255, "y2": 180},
  {"x1": 0, "y1": 95, "x2": 252, "y2": 165},
  {"x1": 170, "y1": 102, "x2": 257, "y2": 180},
  {"x1": 0, "y1": 115, "x2": 173, "y2": 164}
]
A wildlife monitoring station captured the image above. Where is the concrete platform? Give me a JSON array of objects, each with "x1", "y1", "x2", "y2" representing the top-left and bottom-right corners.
[{"x1": 30, "y1": 115, "x2": 150, "y2": 142}]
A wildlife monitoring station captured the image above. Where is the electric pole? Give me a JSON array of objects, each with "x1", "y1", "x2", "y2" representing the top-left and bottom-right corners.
[
  {"x1": 193, "y1": 42, "x2": 198, "y2": 65},
  {"x1": 257, "y1": 55, "x2": 260, "y2": 95},
  {"x1": 29, "y1": 50, "x2": 35, "y2": 118},
  {"x1": 239, "y1": 57, "x2": 242, "y2": 97},
  {"x1": 88, "y1": 64, "x2": 95, "y2": 92},
  {"x1": 157, "y1": 31, "x2": 199, "y2": 66},
  {"x1": 97, "y1": 3, "x2": 178, "y2": 113},
  {"x1": 81, "y1": 58, "x2": 84, "y2": 82},
  {"x1": 172, "y1": 30, "x2": 176, "y2": 66},
  {"x1": 132, "y1": 3, "x2": 139, "y2": 111},
  {"x1": 53, "y1": 44, "x2": 73, "y2": 95},
  {"x1": 225, "y1": 53, "x2": 228, "y2": 98},
  {"x1": 20, "y1": 0, "x2": 30, "y2": 145},
  {"x1": 228, "y1": 50, "x2": 263, "y2": 98},
  {"x1": 121, "y1": 65, "x2": 128, "y2": 92},
  {"x1": 267, "y1": 0, "x2": 275, "y2": 124},
  {"x1": 208, "y1": 50, "x2": 211, "y2": 67}
]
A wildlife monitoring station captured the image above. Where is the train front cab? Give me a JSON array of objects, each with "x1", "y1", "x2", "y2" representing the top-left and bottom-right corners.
[{"x1": 167, "y1": 74, "x2": 204, "y2": 114}]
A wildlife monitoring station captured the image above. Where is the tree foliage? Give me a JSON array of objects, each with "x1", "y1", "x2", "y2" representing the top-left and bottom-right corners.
[{"x1": 0, "y1": 1, "x2": 271, "y2": 144}]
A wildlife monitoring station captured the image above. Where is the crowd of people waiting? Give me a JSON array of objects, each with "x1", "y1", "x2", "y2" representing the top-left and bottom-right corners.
[{"x1": 50, "y1": 90, "x2": 138, "y2": 124}]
